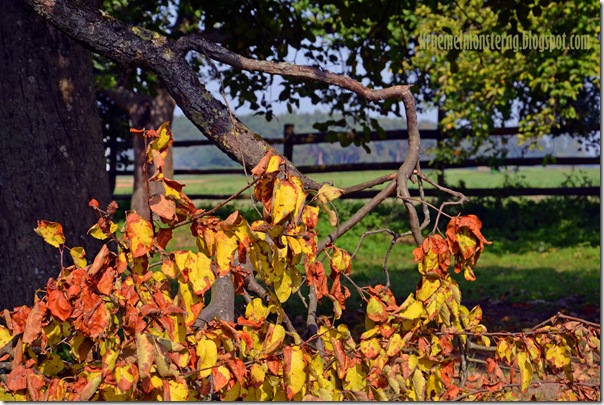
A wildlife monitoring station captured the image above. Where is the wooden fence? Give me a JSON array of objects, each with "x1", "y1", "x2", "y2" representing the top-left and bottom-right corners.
[{"x1": 112, "y1": 125, "x2": 600, "y2": 200}]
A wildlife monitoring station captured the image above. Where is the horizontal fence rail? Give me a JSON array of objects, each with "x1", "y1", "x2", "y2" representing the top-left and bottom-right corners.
[{"x1": 112, "y1": 125, "x2": 601, "y2": 200}]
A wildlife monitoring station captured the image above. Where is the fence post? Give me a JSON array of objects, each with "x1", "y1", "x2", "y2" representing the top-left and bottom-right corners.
[
  {"x1": 283, "y1": 124, "x2": 295, "y2": 162},
  {"x1": 436, "y1": 108, "x2": 446, "y2": 186}
]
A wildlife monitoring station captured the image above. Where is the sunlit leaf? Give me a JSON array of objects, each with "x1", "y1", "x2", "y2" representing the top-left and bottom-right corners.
[
  {"x1": 196, "y1": 339, "x2": 218, "y2": 378},
  {"x1": 272, "y1": 177, "x2": 298, "y2": 224},
  {"x1": 284, "y1": 345, "x2": 306, "y2": 399},
  {"x1": 34, "y1": 220, "x2": 65, "y2": 248},
  {"x1": 70, "y1": 246, "x2": 87, "y2": 268},
  {"x1": 516, "y1": 351, "x2": 532, "y2": 393},
  {"x1": 125, "y1": 212, "x2": 154, "y2": 257},
  {"x1": 135, "y1": 333, "x2": 155, "y2": 380},
  {"x1": 262, "y1": 324, "x2": 286, "y2": 355}
]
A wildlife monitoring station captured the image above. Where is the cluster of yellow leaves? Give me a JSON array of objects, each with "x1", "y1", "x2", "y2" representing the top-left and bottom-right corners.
[{"x1": 3, "y1": 123, "x2": 598, "y2": 402}]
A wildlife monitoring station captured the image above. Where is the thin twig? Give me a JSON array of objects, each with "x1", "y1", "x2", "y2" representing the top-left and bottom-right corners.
[
  {"x1": 171, "y1": 178, "x2": 259, "y2": 229},
  {"x1": 317, "y1": 181, "x2": 397, "y2": 253},
  {"x1": 350, "y1": 229, "x2": 396, "y2": 259},
  {"x1": 342, "y1": 172, "x2": 396, "y2": 194},
  {"x1": 382, "y1": 237, "x2": 396, "y2": 289},
  {"x1": 343, "y1": 273, "x2": 368, "y2": 301},
  {"x1": 415, "y1": 165, "x2": 431, "y2": 231}
]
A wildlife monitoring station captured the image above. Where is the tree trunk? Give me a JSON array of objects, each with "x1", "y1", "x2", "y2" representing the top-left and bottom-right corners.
[{"x1": 0, "y1": 0, "x2": 111, "y2": 309}]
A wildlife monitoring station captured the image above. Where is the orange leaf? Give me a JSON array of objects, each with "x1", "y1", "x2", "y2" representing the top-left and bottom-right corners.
[
  {"x1": 150, "y1": 194, "x2": 177, "y2": 221},
  {"x1": 47, "y1": 289, "x2": 72, "y2": 322},
  {"x1": 156, "y1": 228, "x2": 172, "y2": 250},
  {"x1": 23, "y1": 299, "x2": 46, "y2": 344},
  {"x1": 227, "y1": 358, "x2": 247, "y2": 385},
  {"x1": 96, "y1": 267, "x2": 116, "y2": 296},
  {"x1": 212, "y1": 365, "x2": 231, "y2": 392},
  {"x1": 251, "y1": 150, "x2": 275, "y2": 177},
  {"x1": 6, "y1": 365, "x2": 29, "y2": 391},
  {"x1": 305, "y1": 261, "x2": 329, "y2": 300},
  {"x1": 72, "y1": 291, "x2": 109, "y2": 338},
  {"x1": 27, "y1": 372, "x2": 46, "y2": 400}
]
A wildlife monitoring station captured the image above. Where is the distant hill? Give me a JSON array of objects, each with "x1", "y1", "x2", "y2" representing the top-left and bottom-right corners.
[
  {"x1": 171, "y1": 111, "x2": 437, "y2": 169},
  {"x1": 170, "y1": 112, "x2": 595, "y2": 170}
]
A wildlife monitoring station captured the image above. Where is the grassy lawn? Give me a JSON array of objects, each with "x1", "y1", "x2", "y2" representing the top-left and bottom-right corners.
[{"x1": 114, "y1": 166, "x2": 600, "y2": 195}]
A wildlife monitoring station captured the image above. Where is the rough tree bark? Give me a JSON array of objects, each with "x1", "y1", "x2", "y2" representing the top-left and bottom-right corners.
[{"x1": 0, "y1": 0, "x2": 111, "y2": 309}]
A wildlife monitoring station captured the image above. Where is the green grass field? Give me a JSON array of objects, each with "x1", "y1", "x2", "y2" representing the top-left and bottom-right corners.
[{"x1": 114, "y1": 166, "x2": 600, "y2": 195}]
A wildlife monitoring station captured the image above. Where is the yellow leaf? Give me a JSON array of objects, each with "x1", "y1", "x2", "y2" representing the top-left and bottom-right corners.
[
  {"x1": 398, "y1": 300, "x2": 424, "y2": 320},
  {"x1": 250, "y1": 364, "x2": 266, "y2": 388},
  {"x1": 284, "y1": 346, "x2": 306, "y2": 399},
  {"x1": 167, "y1": 380, "x2": 189, "y2": 401},
  {"x1": 546, "y1": 345, "x2": 571, "y2": 368},
  {"x1": 101, "y1": 384, "x2": 130, "y2": 401},
  {"x1": 196, "y1": 339, "x2": 218, "y2": 378},
  {"x1": 266, "y1": 155, "x2": 282, "y2": 174},
  {"x1": 272, "y1": 178, "x2": 298, "y2": 224},
  {"x1": 245, "y1": 298, "x2": 269, "y2": 324},
  {"x1": 262, "y1": 324, "x2": 286, "y2": 355},
  {"x1": 344, "y1": 363, "x2": 366, "y2": 391},
  {"x1": 114, "y1": 364, "x2": 137, "y2": 393},
  {"x1": 188, "y1": 252, "x2": 215, "y2": 295},
  {"x1": 330, "y1": 247, "x2": 351, "y2": 274},
  {"x1": 87, "y1": 221, "x2": 117, "y2": 240},
  {"x1": 177, "y1": 280, "x2": 204, "y2": 326},
  {"x1": 34, "y1": 220, "x2": 65, "y2": 248},
  {"x1": 150, "y1": 122, "x2": 172, "y2": 152},
  {"x1": 125, "y1": 213, "x2": 154, "y2": 257},
  {"x1": 412, "y1": 369, "x2": 426, "y2": 401},
  {"x1": 223, "y1": 382, "x2": 243, "y2": 401},
  {"x1": 318, "y1": 200, "x2": 338, "y2": 226},
  {"x1": 274, "y1": 267, "x2": 293, "y2": 303},
  {"x1": 366, "y1": 297, "x2": 388, "y2": 323},
  {"x1": 290, "y1": 176, "x2": 307, "y2": 221},
  {"x1": 386, "y1": 333, "x2": 404, "y2": 357},
  {"x1": 360, "y1": 338, "x2": 381, "y2": 359},
  {"x1": 135, "y1": 333, "x2": 155, "y2": 380},
  {"x1": 215, "y1": 231, "x2": 238, "y2": 276},
  {"x1": 416, "y1": 278, "x2": 440, "y2": 302},
  {"x1": 317, "y1": 184, "x2": 344, "y2": 203},
  {"x1": 516, "y1": 351, "x2": 532, "y2": 393},
  {"x1": 39, "y1": 352, "x2": 65, "y2": 376},
  {"x1": 70, "y1": 246, "x2": 87, "y2": 268},
  {"x1": 0, "y1": 326, "x2": 12, "y2": 348}
]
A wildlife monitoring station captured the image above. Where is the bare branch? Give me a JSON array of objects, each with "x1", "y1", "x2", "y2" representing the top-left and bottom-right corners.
[
  {"x1": 342, "y1": 172, "x2": 396, "y2": 195},
  {"x1": 178, "y1": 35, "x2": 412, "y2": 103},
  {"x1": 306, "y1": 287, "x2": 326, "y2": 353},
  {"x1": 396, "y1": 92, "x2": 423, "y2": 246},
  {"x1": 317, "y1": 181, "x2": 397, "y2": 253}
]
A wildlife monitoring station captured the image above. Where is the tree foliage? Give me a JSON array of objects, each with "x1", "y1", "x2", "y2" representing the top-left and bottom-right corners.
[
  {"x1": 96, "y1": 0, "x2": 598, "y2": 161},
  {"x1": 0, "y1": 125, "x2": 599, "y2": 401}
]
